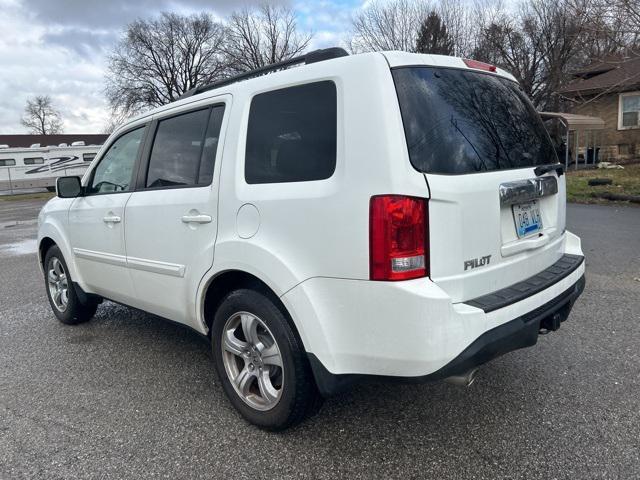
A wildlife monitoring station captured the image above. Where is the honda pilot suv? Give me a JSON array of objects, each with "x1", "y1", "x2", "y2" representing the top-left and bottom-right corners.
[{"x1": 38, "y1": 48, "x2": 585, "y2": 430}]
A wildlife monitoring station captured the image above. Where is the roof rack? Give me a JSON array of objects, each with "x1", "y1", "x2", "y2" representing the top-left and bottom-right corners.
[{"x1": 179, "y1": 47, "x2": 348, "y2": 100}]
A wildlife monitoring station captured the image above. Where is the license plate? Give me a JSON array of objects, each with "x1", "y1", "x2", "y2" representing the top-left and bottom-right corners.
[{"x1": 512, "y1": 200, "x2": 543, "y2": 238}]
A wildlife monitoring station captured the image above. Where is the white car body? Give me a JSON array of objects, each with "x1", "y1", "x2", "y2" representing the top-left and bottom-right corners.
[{"x1": 38, "y1": 51, "x2": 585, "y2": 396}]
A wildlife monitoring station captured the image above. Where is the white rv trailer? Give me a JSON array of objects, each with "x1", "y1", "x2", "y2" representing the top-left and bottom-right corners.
[{"x1": 0, "y1": 142, "x2": 102, "y2": 192}]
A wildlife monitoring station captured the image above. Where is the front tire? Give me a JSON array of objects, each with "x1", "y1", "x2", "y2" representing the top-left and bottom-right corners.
[
  {"x1": 44, "y1": 245, "x2": 98, "y2": 325},
  {"x1": 211, "y1": 289, "x2": 321, "y2": 430}
]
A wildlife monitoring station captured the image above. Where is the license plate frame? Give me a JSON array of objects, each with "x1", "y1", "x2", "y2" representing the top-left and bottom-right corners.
[{"x1": 512, "y1": 200, "x2": 543, "y2": 238}]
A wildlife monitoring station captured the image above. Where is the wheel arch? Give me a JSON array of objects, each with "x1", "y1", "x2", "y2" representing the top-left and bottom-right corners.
[
  {"x1": 38, "y1": 236, "x2": 56, "y2": 268},
  {"x1": 37, "y1": 220, "x2": 86, "y2": 290},
  {"x1": 200, "y1": 269, "x2": 307, "y2": 350}
]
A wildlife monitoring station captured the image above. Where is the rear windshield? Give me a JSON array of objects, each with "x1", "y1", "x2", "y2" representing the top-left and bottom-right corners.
[{"x1": 392, "y1": 67, "x2": 558, "y2": 175}]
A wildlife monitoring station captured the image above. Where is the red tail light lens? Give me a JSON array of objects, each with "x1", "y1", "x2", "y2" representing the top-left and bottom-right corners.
[
  {"x1": 369, "y1": 195, "x2": 428, "y2": 281},
  {"x1": 463, "y1": 58, "x2": 497, "y2": 72}
]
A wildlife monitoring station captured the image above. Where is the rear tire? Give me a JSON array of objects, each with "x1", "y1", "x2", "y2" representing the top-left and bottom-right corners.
[
  {"x1": 44, "y1": 245, "x2": 98, "y2": 325},
  {"x1": 211, "y1": 288, "x2": 322, "y2": 430}
]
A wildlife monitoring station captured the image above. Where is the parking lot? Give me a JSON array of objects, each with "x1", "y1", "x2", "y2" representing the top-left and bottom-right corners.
[{"x1": 1, "y1": 198, "x2": 638, "y2": 479}]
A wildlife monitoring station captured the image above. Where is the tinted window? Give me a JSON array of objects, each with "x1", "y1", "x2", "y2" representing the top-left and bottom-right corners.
[
  {"x1": 0, "y1": 159, "x2": 16, "y2": 166},
  {"x1": 245, "y1": 81, "x2": 337, "y2": 184},
  {"x1": 197, "y1": 106, "x2": 225, "y2": 186},
  {"x1": 146, "y1": 107, "x2": 223, "y2": 188},
  {"x1": 88, "y1": 127, "x2": 144, "y2": 194},
  {"x1": 24, "y1": 157, "x2": 44, "y2": 165},
  {"x1": 392, "y1": 67, "x2": 557, "y2": 174}
]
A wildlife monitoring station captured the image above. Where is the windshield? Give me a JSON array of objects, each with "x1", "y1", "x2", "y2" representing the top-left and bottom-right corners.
[{"x1": 392, "y1": 67, "x2": 558, "y2": 175}]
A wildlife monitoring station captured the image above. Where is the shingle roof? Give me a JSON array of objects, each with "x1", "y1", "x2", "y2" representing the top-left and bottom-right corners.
[
  {"x1": 0, "y1": 134, "x2": 108, "y2": 148},
  {"x1": 570, "y1": 54, "x2": 622, "y2": 77},
  {"x1": 558, "y1": 56, "x2": 640, "y2": 96}
]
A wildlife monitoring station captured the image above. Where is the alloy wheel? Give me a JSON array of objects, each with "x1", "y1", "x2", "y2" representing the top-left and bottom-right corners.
[
  {"x1": 47, "y1": 257, "x2": 69, "y2": 312},
  {"x1": 221, "y1": 311, "x2": 284, "y2": 411}
]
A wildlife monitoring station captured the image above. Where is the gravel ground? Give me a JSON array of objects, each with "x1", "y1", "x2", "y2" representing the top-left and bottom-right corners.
[{"x1": 0, "y1": 199, "x2": 638, "y2": 479}]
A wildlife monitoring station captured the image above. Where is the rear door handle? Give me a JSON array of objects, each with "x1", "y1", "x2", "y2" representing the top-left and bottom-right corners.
[
  {"x1": 181, "y1": 214, "x2": 212, "y2": 224},
  {"x1": 103, "y1": 215, "x2": 121, "y2": 223}
]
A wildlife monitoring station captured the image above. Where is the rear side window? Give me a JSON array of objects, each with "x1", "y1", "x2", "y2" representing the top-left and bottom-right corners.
[
  {"x1": 245, "y1": 81, "x2": 337, "y2": 184},
  {"x1": 0, "y1": 159, "x2": 16, "y2": 166},
  {"x1": 197, "y1": 106, "x2": 225, "y2": 186},
  {"x1": 146, "y1": 106, "x2": 224, "y2": 188},
  {"x1": 392, "y1": 67, "x2": 558, "y2": 174},
  {"x1": 24, "y1": 157, "x2": 44, "y2": 165}
]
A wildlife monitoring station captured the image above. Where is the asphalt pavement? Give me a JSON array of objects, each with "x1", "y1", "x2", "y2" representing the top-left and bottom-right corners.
[{"x1": 0, "y1": 198, "x2": 639, "y2": 479}]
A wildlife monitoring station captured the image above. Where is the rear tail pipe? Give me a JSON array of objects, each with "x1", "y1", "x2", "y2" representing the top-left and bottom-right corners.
[{"x1": 444, "y1": 368, "x2": 478, "y2": 387}]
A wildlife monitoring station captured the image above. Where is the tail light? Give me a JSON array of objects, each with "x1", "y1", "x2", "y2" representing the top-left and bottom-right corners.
[
  {"x1": 463, "y1": 59, "x2": 497, "y2": 72},
  {"x1": 369, "y1": 195, "x2": 428, "y2": 281}
]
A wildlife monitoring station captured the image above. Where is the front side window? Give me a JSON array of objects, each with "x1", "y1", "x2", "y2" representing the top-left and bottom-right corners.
[
  {"x1": 245, "y1": 81, "x2": 337, "y2": 184},
  {"x1": 0, "y1": 159, "x2": 16, "y2": 166},
  {"x1": 88, "y1": 127, "x2": 145, "y2": 194},
  {"x1": 24, "y1": 157, "x2": 44, "y2": 165},
  {"x1": 393, "y1": 67, "x2": 557, "y2": 174},
  {"x1": 620, "y1": 93, "x2": 640, "y2": 128},
  {"x1": 146, "y1": 106, "x2": 224, "y2": 189}
]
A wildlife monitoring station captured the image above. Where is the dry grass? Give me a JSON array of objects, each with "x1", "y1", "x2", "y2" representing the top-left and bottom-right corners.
[
  {"x1": 565, "y1": 163, "x2": 640, "y2": 205},
  {"x1": 0, "y1": 192, "x2": 55, "y2": 202}
]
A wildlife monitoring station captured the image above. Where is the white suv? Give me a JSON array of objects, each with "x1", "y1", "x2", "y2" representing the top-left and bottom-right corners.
[{"x1": 38, "y1": 48, "x2": 585, "y2": 430}]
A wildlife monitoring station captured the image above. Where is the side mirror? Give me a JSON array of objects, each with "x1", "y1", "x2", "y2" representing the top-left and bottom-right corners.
[{"x1": 56, "y1": 176, "x2": 83, "y2": 198}]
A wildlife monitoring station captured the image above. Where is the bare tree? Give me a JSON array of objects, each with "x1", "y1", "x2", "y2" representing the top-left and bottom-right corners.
[
  {"x1": 102, "y1": 110, "x2": 131, "y2": 135},
  {"x1": 350, "y1": 0, "x2": 432, "y2": 53},
  {"x1": 473, "y1": 0, "x2": 589, "y2": 109},
  {"x1": 579, "y1": 0, "x2": 640, "y2": 57},
  {"x1": 21, "y1": 95, "x2": 63, "y2": 135},
  {"x1": 437, "y1": 0, "x2": 481, "y2": 57},
  {"x1": 224, "y1": 4, "x2": 311, "y2": 73},
  {"x1": 105, "y1": 12, "x2": 227, "y2": 116},
  {"x1": 350, "y1": 0, "x2": 479, "y2": 56},
  {"x1": 415, "y1": 11, "x2": 455, "y2": 55}
]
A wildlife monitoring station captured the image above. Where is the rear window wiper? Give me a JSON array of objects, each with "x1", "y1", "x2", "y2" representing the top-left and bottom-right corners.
[{"x1": 534, "y1": 163, "x2": 564, "y2": 177}]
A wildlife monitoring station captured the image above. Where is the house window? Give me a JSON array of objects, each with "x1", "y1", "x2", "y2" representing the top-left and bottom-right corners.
[{"x1": 619, "y1": 92, "x2": 640, "y2": 129}]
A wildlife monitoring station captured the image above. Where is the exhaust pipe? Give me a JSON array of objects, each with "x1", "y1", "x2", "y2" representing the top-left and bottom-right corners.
[{"x1": 444, "y1": 368, "x2": 478, "y2": 387}]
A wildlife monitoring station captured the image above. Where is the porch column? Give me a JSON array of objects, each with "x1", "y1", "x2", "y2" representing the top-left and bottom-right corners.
[
  {"x1": 575, "y1": 130, "x2": 579, "y2": 170},
  {"x1": 565, "y1": 126, "x2": 570, "y2": 169},
  {"x1": 585, "y1": 131, "x2": 589, "y2": 166}
]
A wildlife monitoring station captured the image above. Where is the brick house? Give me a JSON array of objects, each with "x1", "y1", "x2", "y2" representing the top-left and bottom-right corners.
[{"x1": 557, "y1": 55, "x2": 640, "y2": 161}]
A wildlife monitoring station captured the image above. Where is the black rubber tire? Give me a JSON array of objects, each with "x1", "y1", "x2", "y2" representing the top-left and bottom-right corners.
[
  {"x1": 588, "y1": 178, "x2": 613, "y2": 186},
  {"x1": 43, "y1": 245, "x2": 98, "y2": 325},
  {"x1": 211, "y1": 289, "x2": 322, "y2": 431}
]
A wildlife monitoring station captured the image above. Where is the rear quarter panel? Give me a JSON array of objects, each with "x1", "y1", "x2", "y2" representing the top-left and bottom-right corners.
[{"x1": 212, "y1": 53, "x2": 428, "y2": 290}]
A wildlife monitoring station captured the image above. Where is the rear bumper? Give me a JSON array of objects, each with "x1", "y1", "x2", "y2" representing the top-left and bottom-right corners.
[
  {"x1": 281, "y1": 231, "x2": 586, "y2": 396},
  {"x1": 308, "y1": 274, "x2": 585, "y2": 396}
]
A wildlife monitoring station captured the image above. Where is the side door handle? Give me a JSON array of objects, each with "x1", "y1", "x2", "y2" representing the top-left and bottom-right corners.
[
  {"x1": 103, "y1": 214, "x2": 121, "y2": 224},
  {"x1": 181, "y1": 214, "x2": 212, "y2": 224}
]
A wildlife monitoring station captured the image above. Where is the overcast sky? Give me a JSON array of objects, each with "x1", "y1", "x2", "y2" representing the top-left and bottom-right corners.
[{"x1": 0, "y1": 0, "x2": 362, "y2": 134}]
